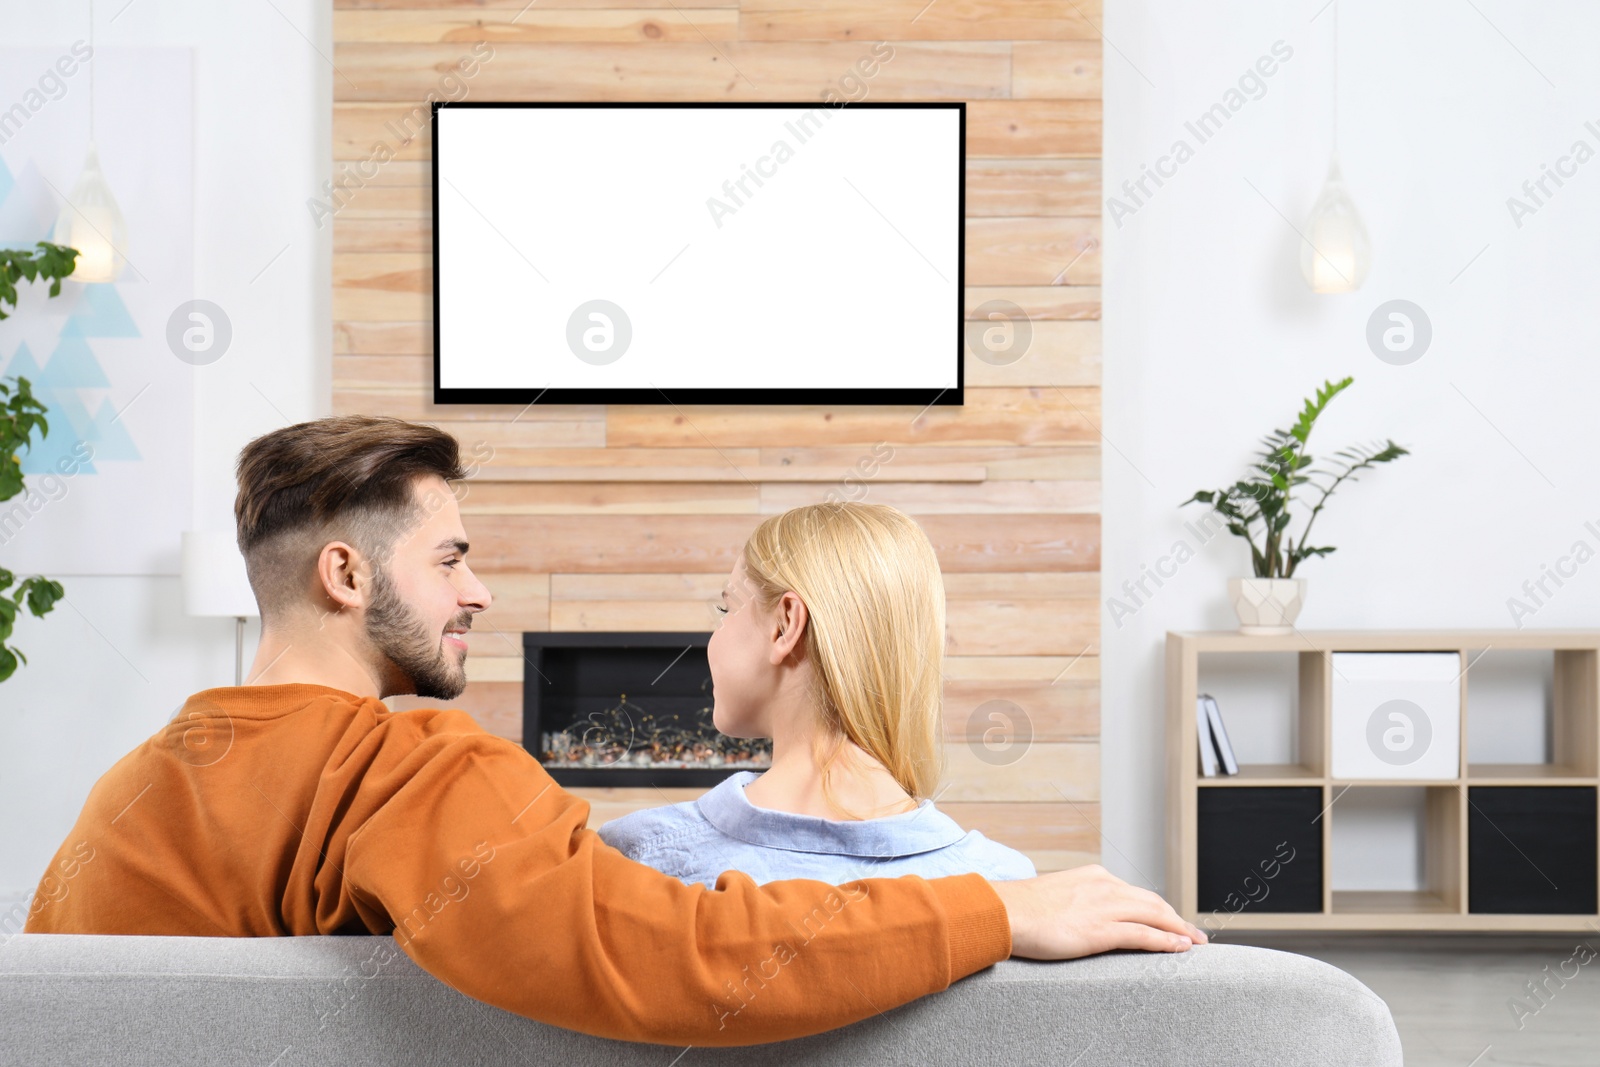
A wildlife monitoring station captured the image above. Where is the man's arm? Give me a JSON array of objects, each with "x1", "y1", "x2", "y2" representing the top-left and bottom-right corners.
[
  {"x1": 994, "y1": 865, "x2": 1206, "y2": 960},
  {"x1": 342, "y1": 728, "x2": 1202, "y2": 1047},
  {"x1": 342, "y1": 729, "x2": 1008, "y2": 1046}
]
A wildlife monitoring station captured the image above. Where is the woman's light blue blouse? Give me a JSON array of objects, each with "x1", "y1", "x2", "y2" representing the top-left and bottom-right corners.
[{"x1": 597, "y1": 771, "x2": 1036, "y2": 889}]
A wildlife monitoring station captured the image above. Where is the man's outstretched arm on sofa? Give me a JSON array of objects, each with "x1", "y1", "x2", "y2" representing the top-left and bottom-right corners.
[
  {"x1": 342, "y1": 728, "x2": 1205, "y2": 1048},
  {"x1": 992, "y1": 864, "x2": 1207, "y2": 960}
]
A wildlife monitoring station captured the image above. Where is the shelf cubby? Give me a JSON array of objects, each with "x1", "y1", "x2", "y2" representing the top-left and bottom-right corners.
[
  {"x1": 1192, "y1": 650, "x2": 1327, "y2": 782},
  {"x1": 1464, "y1": 647, "x2": 1598, "y2": 782},
  {"x1": 1467, "y1": 785, "x2": 1598, "y2": 915},
  {"x1": 1168, "y1": 630, "x2": 1600, "y2": 932},
  {"x1": 1196, "y1": 786, "x2": 1324, "y2": 917},
  {"x1": 1328, "y1": 786, "x2": 1461, "y2": 917}
]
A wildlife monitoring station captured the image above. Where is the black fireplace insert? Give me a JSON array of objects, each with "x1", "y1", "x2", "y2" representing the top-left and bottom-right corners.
[{"x1": 521, "y1": 631, "x2": 773, "y2": 787}]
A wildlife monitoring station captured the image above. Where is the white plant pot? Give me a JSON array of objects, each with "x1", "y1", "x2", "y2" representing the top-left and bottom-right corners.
[{"x1": 1229, "y1": 578, "x2": 1306, "y2": 635}]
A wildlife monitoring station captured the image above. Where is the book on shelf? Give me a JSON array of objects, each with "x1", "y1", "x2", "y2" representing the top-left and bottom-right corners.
[
  {"x1": 1197, "y1": 695, "x2": 1218, "y2": 776},
  {"x1": 1201, "y1": 694, "x2": 1239, "y2": 775}
]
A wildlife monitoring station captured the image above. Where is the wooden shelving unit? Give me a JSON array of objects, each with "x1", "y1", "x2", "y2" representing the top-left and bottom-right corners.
[{"x1": 1167, "y1": 630, "x2": 1600, "y2": 931}]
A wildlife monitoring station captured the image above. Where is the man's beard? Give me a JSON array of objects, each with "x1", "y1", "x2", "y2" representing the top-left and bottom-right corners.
[{"x1": 365, "y1": 565, "x2": 468, "y2": 700}]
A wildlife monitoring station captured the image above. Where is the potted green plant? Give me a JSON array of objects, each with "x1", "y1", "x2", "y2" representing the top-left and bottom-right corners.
[
  {"x1": 1182, "y1": 377, "x2": 1408, "y2": 634},
  {"x1": 1, "y1": 240, "x2": 79, "y2": 681}
]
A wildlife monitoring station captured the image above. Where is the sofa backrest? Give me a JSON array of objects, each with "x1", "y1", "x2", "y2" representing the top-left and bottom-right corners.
[{"x1": 0, "y1": 935, "x2": 1402, "y2": 1066}]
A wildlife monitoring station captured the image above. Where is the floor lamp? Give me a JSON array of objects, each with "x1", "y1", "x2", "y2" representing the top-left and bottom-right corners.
[{"x1": 181, "y1": 531, "x2": 258, "y2": 686}]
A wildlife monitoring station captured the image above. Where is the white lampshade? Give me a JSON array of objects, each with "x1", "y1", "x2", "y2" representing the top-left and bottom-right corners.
[
  {"x1": 51, "y1": 141, "x2": 128, "y2": 284},
  {"x1": 181, "y1": 531, "x2": 258, "y2": 618},
  {"x1": 1299, "y1": 157, "x2": 1370, "y2": 294}
]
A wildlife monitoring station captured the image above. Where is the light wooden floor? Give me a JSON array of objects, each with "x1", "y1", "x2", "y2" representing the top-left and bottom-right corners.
[{"x1": 1222, "y1": 932, "x2": 1600, "y2": 1066}]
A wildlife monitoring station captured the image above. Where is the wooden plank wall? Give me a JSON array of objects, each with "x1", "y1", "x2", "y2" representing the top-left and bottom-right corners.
[{"x1": 331, "y1": 0, "x2": 1103, "y2": 873}]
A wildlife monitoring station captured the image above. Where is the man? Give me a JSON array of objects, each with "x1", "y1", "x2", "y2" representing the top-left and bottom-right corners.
[{"x1": 26, "y1": 415, "x2": 1205, "y2": 1047}]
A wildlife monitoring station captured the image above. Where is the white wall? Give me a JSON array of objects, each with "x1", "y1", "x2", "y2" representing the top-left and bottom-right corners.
[
  {"x1": 1103, "y1": 0, "x2": 1600, "y2": 896},
  {"x1": 6, "y1": 0, "x2": 1597, "y2": 907},
  {"x1": 0, "y1": 1, "x2": 328, "y2": 893}
]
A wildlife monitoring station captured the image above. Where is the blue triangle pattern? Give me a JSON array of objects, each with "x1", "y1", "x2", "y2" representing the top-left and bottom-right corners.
[
  {"x1": 62, "y1": 284, "x2": 139, "y2": 338},
  {"x1": 1, "y1": 341, "x2": 45, "y2": 385},
  {"x1": 87, "y1": 396, "x2": 139, "y2": 461},
  {"x1": 18, "y1": 433, "x2": 96, "y2": 476},
  {"x1": 34, "y1": 383, "x2": 95, "y2": 441},
  {"x1": 0, "y1": 277, "x2": 143, "y2": 476},
  {"x1": 15, "y1": 387, "x2": 96, "y2": 475},
  {"x1": 39, "y1": 332, "x2": 111, "y2": 389}
]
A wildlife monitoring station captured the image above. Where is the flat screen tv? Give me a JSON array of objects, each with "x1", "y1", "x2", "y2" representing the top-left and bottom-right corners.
[{"x1": 431, "y1": 101, "x2": 964, "y2": 406}]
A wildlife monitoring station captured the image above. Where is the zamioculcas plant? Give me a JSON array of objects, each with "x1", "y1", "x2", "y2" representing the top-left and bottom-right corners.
[{"x1": 1182, "y1": 377, "x2": 1409, "y2": 579}]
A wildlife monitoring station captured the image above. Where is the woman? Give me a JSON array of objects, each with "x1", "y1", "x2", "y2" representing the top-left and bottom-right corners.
[{"x1": 598, "y1": 502, "x2": 1034, "y2": 889}]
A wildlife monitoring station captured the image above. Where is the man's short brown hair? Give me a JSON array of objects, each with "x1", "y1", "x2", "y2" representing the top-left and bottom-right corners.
[{"x1": 234, "y1": 416, "x2": 467, "y2": 621}]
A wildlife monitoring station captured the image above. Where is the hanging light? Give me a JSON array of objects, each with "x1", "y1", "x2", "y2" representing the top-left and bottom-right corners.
[
  {"x1": 1299, "y1": 157, "x2": 1369, "y2": 293},
  {"x1": 52, "y1": 0, "x2": 127, "y2": 284},
  {"x1": 1300, "y1": 3, "x2": 1368, "y2": 294},
  {"x1": 52, "y1": 141, "x2": 127, "y2": 283}
]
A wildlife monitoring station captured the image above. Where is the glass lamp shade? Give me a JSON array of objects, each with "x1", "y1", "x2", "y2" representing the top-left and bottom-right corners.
[
  {"x1": 51, "y1": 141, "x2": 127, "y2": 284},
  {"x1": 1298, "y1": 158, "x2": 1370, "y2": 294}
]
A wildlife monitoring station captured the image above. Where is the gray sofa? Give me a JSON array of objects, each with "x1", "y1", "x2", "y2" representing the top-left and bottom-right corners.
[{"x1": 0, "y1": 934, "x2": 1402, "y2": 1066}]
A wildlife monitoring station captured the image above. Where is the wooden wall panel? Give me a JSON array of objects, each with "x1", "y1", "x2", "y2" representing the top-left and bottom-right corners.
[
  {"x1": 334, "y1": 43, "x2": 1014, "y2": 102},
  {"x1": 335, "y1": 3, "x2": 1103, "y2": 874},
  {"x1": 737, "y1": 0, "x2": 1103, "y2": 43},
  {"x1": 333, "y1": 10, "x2": 744, "y2": 43}
]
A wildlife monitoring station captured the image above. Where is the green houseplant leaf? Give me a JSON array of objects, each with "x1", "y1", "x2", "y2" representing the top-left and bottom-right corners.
[
  {"x1": 1182, "y1": 378, "x2": 1408, "y2": 580},
  {"x1": 0, "y1": 241, "x2": 79, "y2": 683}
]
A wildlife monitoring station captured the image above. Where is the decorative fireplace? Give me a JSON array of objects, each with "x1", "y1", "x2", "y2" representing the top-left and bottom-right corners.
[{"x1": 521, "y1": 632, "x2": 772, "y2": 787}]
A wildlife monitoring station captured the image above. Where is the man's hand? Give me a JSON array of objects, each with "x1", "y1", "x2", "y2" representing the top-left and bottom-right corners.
[{"x1": 990, "y1": 864, "x2": 1208, "y2": 960}]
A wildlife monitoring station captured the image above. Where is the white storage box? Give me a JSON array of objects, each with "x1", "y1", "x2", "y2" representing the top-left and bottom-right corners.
[{"x1": 1331, "y1": 652, "x2": 1462, "y2": 779}]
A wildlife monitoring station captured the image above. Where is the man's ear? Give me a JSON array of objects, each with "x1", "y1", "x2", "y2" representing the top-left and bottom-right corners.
[
  {"x1": 316, "y1": 540, "x2": 370, "y2": 614},
  {"x1": 769, "y1": 591, "x2": 808, "y2": 665}
]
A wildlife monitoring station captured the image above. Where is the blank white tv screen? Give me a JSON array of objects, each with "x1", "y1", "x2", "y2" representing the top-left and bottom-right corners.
[{"x1": 432, "y1": 102, "x2": 965, "y2": 406}]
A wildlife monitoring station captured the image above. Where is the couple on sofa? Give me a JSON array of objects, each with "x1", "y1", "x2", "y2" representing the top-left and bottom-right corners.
[{"x1": 25, "y1": 415, "x2": 1204, "y2": 1047}]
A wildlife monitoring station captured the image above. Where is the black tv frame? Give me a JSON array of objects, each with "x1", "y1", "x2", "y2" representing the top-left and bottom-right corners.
[{"x1": 431, "y1": 100, "x2": 966, "y2": 407}]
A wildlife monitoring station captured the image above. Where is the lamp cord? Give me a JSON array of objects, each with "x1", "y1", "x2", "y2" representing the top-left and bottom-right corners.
[
  {"x1": 1331, "y1": 2, "x2": 1339, "y2": 158},
  {"x1": 89, "y1": 0, "x2": 95, "y2": 141}
]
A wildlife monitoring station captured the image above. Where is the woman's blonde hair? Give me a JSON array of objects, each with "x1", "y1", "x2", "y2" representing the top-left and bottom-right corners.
[{"x1": 739, "y1": 501, "x2": 946, "y2": 815}]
